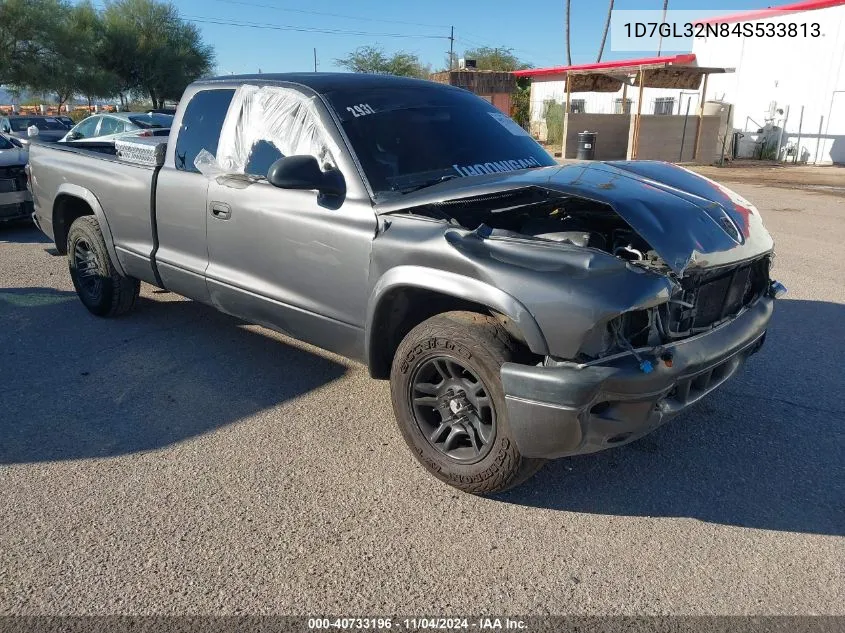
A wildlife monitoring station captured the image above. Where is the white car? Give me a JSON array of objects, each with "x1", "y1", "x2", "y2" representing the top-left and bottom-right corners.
[{"x1": 60, "y1": 112, "x2": 173, "y2": 144}]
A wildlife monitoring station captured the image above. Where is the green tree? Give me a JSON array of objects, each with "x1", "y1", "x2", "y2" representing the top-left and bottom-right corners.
[
  {"x1": 461, "y1": 46, "x2": 532, "y2": 72},
  {"x1": 511, "y1": 78, "x2": 531, "y2": 129},
  {"x1": 99, "y1": 0, "x2": 214, "y2": 109},
  {"x1": 0, "y1": 0, "x2": 64, "y2": 88},
  {"x1": 336, "y1": 46, "x2": 430, "y2": 78},
  {"x1": 33, "y1": 1, "x2": 114, "y2": 110}
]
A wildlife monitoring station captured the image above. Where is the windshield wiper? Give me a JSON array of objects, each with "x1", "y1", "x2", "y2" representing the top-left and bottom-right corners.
[{"x1": 391, "y1": 173, "x2": 460, "y2": 194}]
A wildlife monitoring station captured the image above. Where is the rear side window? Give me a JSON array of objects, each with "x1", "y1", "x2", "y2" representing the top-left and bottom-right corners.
[
  {"x1": 174, "y1": 89, "x2": 235, "y2": 172},
  {"x1": 98, "y1": 117, "x2": 123, "y2": 135},
  {"x1": 74, "y1": 116, "x2": 100, "y2": 139}
]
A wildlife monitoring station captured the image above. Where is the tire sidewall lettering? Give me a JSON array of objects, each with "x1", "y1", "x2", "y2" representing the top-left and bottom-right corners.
[{"x1": 399, "y1": 337, "x2": 473, "y2": 374}]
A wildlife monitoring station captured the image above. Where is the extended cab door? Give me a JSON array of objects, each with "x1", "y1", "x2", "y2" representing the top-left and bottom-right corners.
[
  {"x1": 155, "y1": 88, "x2": 235, "y2": 302},
  {"x1": 203, "y1": 85, "x2": 377, "y2": 361}
]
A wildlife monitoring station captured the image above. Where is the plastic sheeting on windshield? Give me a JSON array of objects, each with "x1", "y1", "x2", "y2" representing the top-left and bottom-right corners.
[{"x1": 194, "y1": 84, "x2": 338, "y2": 178}]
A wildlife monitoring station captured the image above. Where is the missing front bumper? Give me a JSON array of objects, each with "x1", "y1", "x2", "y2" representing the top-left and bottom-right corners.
[{"x1": 500, "y1": 296, "x2": 774, "y2": 459}]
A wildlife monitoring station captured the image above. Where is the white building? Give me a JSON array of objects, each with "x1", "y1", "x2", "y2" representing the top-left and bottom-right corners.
[{"x1": 521, "y1": 0, "x2": 845, "y2": 164}]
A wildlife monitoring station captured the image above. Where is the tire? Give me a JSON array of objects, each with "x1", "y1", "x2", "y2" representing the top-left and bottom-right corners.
[
  {"x1": 390, "y1": 311, "x2": 545, "y2": 494},
  {"x1": 67, "y1": 215, "x2": 140, "y2": 317}
]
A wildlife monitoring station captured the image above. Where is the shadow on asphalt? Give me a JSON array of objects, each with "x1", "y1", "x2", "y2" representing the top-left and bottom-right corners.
[
  {"x1": 496, "y1": 298, "x2": 845, "y2": 537},
  {"x1": 0, "y1": 286, "x2": 347, "y2": 465},
  {"x1": 0, "y1": 222, "x2": 51, "y2": 244}
]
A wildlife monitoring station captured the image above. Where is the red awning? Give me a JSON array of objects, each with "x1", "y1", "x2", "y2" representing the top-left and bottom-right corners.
[{"x1": 512, "y1": 54, "x2": 697, "y2": 79}]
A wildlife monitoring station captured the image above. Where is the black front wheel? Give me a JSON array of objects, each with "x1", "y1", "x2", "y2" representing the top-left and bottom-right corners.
[
  {"x1": 67, "y1": 215, "x2": 140, "y2": 317},
  {"x1": 390, "y1": 311, "x2": 545, "y2": 494}
]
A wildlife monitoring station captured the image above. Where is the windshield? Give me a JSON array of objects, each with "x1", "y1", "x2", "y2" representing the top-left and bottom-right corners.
[
  {"x1": 323, "y1": 85, "x2": 555, "y2": 196},
  {"x1": 10, "y1": 117, "x2": 67, "y2": 131},
  {"x1": 0, "y1": 135, "x2": 15, "y2": 150},
  {"x1": 128, "y1": 113, "x2": 173, "y2": 129}
]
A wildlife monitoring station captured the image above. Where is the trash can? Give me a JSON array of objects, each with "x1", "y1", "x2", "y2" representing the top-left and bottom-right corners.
[{"x1": 576, "y1": 131, "x2": 597, "y2": 160}]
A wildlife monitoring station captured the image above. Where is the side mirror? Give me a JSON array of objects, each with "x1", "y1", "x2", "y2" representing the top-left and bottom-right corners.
[
  {"x1": 68, "y1": 131, "x2": 82, "y2": 140},
  {"x1": 267, "y1": 155, "x2": 344, "y2": 197}
]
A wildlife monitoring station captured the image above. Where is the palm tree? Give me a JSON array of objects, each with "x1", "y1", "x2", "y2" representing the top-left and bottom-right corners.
[
  {"x1": 656, "y1": 0, "x2": 669, "y2": 56},
  {"x1": 596, "y1": 0, "x2": 614, "y2": 62},
  {"x1": 564, "y1": 0, "x2": 572, "y2": 65}
]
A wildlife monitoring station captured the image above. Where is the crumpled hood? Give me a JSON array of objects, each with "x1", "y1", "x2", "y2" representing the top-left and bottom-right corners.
[{"x1": 377, "y1": 160, "x2": 774, "y2": 276}]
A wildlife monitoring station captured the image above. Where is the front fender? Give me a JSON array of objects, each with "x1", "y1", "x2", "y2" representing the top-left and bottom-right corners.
[
  {"x1": 54, "y1": 183, "x2": 125, "y2": 276},
  {"x1": 366, "y1": 265, "x2": 550, "y2": 368}
]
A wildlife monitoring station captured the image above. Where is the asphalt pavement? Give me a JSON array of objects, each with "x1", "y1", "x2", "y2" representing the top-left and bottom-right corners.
[{"x1": 1, "y1": 182, "x2": 843, "y2": 615}]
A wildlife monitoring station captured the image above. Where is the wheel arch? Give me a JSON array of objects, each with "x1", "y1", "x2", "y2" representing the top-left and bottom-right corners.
[
  {"x1": 365, "y1": 266, "x2": 549, "y2": 379},
  {"x1": 52, "y1": 184, "x2": 125, "y2": 276}
]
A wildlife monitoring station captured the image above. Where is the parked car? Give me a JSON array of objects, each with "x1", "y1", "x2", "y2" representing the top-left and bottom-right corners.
[
  {"x1": 27, "y1": 74, "x2": 785, "y2": 493},
  {"x1": 59, "y1": 112, "x2": 173, "y2": 144},
  {"x1": 148, "y1": 108, "x2": 177, "y2": 116},
  {"x1": 0, "y1": 115, "x2": 69, "y2": 143},
  {"x1": 0, "y1": 133, "x2": 32, "y2": 223},
  {"x1": 56, "y1": 116, "x2": 75, "y2": 129}
]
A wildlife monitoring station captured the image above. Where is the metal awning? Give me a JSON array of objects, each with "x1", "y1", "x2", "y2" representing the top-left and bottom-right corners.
[{"x1": 513, "y1": 54, "x2": 733, "y2": 92}]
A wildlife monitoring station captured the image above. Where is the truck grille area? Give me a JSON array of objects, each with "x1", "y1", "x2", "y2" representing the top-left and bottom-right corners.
[
  {"x1": 666, "y1": 256, "x2": 770, "y2": 336},
  {"x1": 0, "y1": 166, "x2": 26, "y2": 193}
]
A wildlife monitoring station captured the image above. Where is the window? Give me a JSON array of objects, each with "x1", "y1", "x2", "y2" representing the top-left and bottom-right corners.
[
  {"x1": 73, "y1": 116, "x2": 100, "y2": 139},
  {"x1": 569, "y1": 99, "x2": 586, "y2": 114},
  {"x1": 174, "y1": 89, "x2": 235, "y2": 172},
  {"x1": 653, "y1": 97, "x2": 675, "y2": 115},
  {"x1": 10, "y1": 117, "x2": 66, "y2": 131},
  {"x1": 128, "y1": 113, "x2": 173, "y2": 129},
  {"x1": 614, "y1": 98, "x2": 632, "y2": 114},
  {"x1": 204, "y1": 85, "x2": 335, "y2": 179},
  {"x1": 97, "y1": 117, "x2": 123, "y2": 136},
  {"x1": 324, "y1": 85, "x2": 555, "y2": 197}
]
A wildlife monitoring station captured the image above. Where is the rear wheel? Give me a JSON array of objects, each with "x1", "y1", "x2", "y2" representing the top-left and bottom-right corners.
[
  {"x1": 67, "y1": 215, "x2": 139, "y2": 317},
  {"x1": 390, "y1": 311, "x2": 545, "y2": 494}
]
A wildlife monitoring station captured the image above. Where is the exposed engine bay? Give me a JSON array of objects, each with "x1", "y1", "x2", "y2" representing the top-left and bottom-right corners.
[
  {"x1": 403, "y1": 186, "x2": 772, "y2": 362},
  {"x1": 408, "y1": 187, "x2": 670, "y2": 271}
]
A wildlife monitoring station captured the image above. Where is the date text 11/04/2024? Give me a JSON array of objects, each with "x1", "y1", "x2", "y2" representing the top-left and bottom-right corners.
[
  {"x1": 307, "y1": 617, "x2": 528, "y2": 630},
  {"x1": 623, "y1": 21, "x2": 822, "y2": 38}
]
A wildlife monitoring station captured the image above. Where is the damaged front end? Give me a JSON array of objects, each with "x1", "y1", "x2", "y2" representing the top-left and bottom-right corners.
[
  {"x1": 380, "y1": 161, "x2": 779, "y2": 364},
  {"x1": 376, "y1": 161, "x2": 783, "y2": 458}
]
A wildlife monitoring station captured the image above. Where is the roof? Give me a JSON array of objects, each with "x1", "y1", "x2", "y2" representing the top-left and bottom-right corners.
[
  {"x1": 202, "y1": 72, "x2": 450, "y2": 94},
  {"x1": 696, "y1": 0, "x2": 845, "y2": 24},
  {"x1": 512, "y1": 54, "x2": 697, "y2": 78}
]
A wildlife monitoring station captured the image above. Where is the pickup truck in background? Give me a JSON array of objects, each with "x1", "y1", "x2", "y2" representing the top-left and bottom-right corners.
[{"x1": 28, "y1": 73, "x2": 785, "y2": 494}]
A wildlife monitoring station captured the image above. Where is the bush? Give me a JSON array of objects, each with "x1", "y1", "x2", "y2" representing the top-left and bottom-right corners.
[{"x1": 543, "y1": 100, "x2": 565, "y2": 146}]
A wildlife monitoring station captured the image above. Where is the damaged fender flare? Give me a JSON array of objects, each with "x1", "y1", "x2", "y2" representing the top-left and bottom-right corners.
[{"x1": 365, "y1": 265, "x2": 550, "y2": 374}]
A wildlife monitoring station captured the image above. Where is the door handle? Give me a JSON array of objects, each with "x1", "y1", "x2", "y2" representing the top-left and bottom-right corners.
[{"x1": 209, "y1": 201, "x2": 232, "y2": 220}]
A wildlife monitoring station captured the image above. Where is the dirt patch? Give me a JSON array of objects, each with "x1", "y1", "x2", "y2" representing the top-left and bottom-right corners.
[{"x1": 688, "y1": 162, "x2": 845, "y2": 196}]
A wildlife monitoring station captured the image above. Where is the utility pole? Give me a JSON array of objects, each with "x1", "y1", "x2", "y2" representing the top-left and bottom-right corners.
[
  {"x1": 313, "y1": 48, "x2": 318, "y2": 72},
  {"x1": 449, "y1": 26, "x2": 455, "y2": 70}
]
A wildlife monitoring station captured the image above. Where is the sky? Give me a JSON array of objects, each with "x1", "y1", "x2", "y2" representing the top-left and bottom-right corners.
[{"x1": 111, "y1": 0, "x2": 782, "y2": 74}]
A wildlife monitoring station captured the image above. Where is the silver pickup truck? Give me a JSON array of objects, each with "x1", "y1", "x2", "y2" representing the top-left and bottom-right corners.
[{"x1": 29, "y1": 73, "x2": 785, "y2": 494}]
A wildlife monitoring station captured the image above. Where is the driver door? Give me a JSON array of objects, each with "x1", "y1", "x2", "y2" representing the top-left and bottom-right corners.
[{"x1": 204, "y1": 88, "x2": 376, "y2": 360}]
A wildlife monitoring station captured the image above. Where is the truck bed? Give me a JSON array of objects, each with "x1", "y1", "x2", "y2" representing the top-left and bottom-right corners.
[{"x1": 29, "y1": 140, "x2": 162, "y2": 284}]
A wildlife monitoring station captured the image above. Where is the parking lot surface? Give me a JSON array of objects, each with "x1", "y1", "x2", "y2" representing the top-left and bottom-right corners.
[{"x1": 1, "y1": 182, "x2": 843, "y2": 615}]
